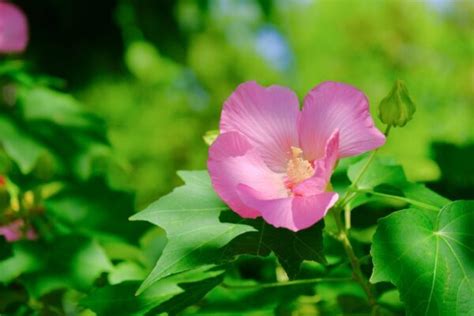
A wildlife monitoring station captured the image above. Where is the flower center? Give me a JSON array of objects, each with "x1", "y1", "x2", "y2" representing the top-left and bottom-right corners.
[{"x1": 286, "y1": 146, "x2": 314, "y2": 185}]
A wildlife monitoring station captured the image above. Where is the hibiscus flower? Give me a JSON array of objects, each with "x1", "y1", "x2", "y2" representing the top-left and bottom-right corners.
[{"x1": 208, "y1": 81, "x2": 385, "y2": 231}]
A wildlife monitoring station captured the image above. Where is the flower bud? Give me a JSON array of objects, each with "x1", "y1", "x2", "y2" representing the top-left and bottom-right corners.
[{"x1": 378, "y1": 80, "x2": 416, "y2": 127}]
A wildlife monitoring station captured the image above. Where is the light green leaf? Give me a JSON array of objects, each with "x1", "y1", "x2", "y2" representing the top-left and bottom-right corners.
[
  {"x1": 19, "y1": 87, "x2": 105, "y2": 132},
  {"x1": 0, "y1": 242, "x2": 40, "y2": 284},
  {"x1": 348, "y1": 156, "x2": 406, "y2": 189},
  {"x1": 130, "y1": 170, "x2": 255, "y2": 293},
  {"x1": 371, "y1": 200, "x2": 474, "y2": 315},
  {"x1": 0, "y1": 116, "x2": 47, "y2": 173}
]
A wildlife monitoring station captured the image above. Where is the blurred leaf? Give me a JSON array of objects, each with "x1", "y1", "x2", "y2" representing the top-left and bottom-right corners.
[
  {"x1": 0, "y1": 241, "x2": 40, "y2": 284},
  {"x1": 108, "y1": 262, "x2": 147, "y2": 285},
  {"x1": 125, "y1": 41, "x2": 181, "y2": 84},
  {"x1": 0, "y1": 284, "x2": 28, "y2": 313},
  {"x1": 19, "y1": 87, "x2": 105, "y2": 133},
  {"x1": 82, "y1": 265, "x2": 224, "y2": 316},
  {"x1": 21, "y1": 235, "x2": 113, "y2": 298},
  {"x1": 378, "y1": 289, "x2": 404, "y2": 311},
  {"x1": 195, "y1": 279, "x2": 311, "y2": 315},
  {"x1": 0, "y1": 236, "x2": 13, "y2": 260},
  {"x1": 138, "y1": 227, "x2": 167, "y2": 270},
  {"x1": 223, "y1": 216, "x2": 326, "y2": 279},
  {"x1": 315, "y1": 265, "x2": 366, "y2": 314},
  {"x1": 430, "y1": 142, "x2": 474, "y2": 199},
  {"x1": 45, "y1": 178, "x2": 148, "y2": 243},
  {"x1": 130, "y1": 170, "x2": 255, "y2": 293},
  {"x1": 0, "y1": 116, "x2": 47, "y2": 174},
  {"x1": 371, "y1": 201, "x2": 474, "y2": 315}
]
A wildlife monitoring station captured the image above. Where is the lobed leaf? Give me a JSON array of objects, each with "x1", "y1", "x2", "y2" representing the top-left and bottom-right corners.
[{"x1": 130, "y1": 170, "x2": 255, "y2": 293}]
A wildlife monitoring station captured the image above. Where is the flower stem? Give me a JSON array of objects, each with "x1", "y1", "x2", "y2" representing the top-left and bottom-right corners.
[
  {"x1": 332, "y1": 209, "x2": 377, "y2": 309},
  {"x1": 221, "y1": 277, "x2": 353, "y2": 290},
  {"x1": 330, "y1": 125, "x2": 392, "y2": 314}
]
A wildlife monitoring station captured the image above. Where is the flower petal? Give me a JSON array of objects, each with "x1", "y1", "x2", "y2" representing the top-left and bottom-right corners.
[
  {"x1": 220, "y1": 81, "x2": 300, "y2": 172},
  {"x1": 238, "y1": 184, "x2": 338, "y2": 231},
  {"x1": 299, "y1": 81, "x2": 385, "y2": 161},
  {"x1": 292, "y1": 193, "x2": 339, "y2": 231},
  {"x1": 208, "y1": 132, "x2": 287, "y2": 218},
  {"x1": 293, "y1": 130, "x2": 339, "y2": 196},
  {"x1": 0, "y1": 2, "x2": 29, "y2": 53}
]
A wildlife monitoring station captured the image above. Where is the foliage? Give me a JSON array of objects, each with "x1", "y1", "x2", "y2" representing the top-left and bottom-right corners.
[{"x1": 1, "y1": 0, "x2": 473, "y2": 315}]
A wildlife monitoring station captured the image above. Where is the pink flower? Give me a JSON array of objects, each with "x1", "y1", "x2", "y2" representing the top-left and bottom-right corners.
[
  {"x1": 0, "y1": 2, "x2": 29, "y2": 53},
  {"x1": 0, "y1": 219, "x2": 37, "y2": 242},
  {"x1": 208, "y1": 81, "x2": 386, "y2": 231}
]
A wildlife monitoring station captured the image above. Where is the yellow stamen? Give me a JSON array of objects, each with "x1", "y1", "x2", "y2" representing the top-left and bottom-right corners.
[{"x1": 286, "y1": 146, "x2": 314, "y2": 184}]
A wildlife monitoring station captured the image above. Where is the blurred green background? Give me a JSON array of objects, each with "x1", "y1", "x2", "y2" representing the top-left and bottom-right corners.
[{"x1": 16, "y1": 0, "x2": 474, "y2": 208}]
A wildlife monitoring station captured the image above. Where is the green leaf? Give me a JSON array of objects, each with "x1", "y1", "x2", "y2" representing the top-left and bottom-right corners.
[
  {"x1": 348, "y1": 157, "x2": 449, "y2": 210},
  {"x1": 0, "y1": 237, "x2": 13, "y2": 260},
  {"x1": 130, "y1": 171, "x2": 255, "y2": 293},
  {"x1": 18, "y1": 87, "x2": 105, "y2": 132},
  {"x1": 222, "y1": 215, "x2": 326, "y2": 278},
  {"x1": 0, "y1": 116, "x2": 47, "y2": 174},
  {"x1": 347, "y1": 157, "x2": 407, "y2": 189},
  {"x1": 18, "y1": 235, "x2": 113, "y2": 297},
  {"x1": 81, "y1": 265, "x2": 224, "y2": 316},
  {"x1": 195, "y1": 278, "x2": 313, "y2": 314},
  {"x1": 0, "y1": 241, "x2": 40, "y2": 284},
  {"x1": 45, "y1": 178, "x2": 148, "y2": 243},
  {"x1": 371, "y1": 200, "x2": 474, "y2": 315}
]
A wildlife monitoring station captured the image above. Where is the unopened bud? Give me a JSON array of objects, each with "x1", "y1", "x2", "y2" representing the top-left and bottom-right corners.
[{"x1": 378, "y1": 80, "x2": 416, "y2": 127}]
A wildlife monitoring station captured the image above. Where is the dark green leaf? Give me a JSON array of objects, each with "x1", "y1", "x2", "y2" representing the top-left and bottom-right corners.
[
  {"x1": 371, "y1": 201, "x2": 474, "y2": 315},
  {"x1": 130, "y1": 171, "x2": 255, "y2": 293},
  {"x1": 223, "y1": 215, "x2": 326, "y2": 278},
  {"x1": 0, "y1": 237, "x2": 13, "y2": 260},
  {"x1": 45, "y1": 178, "x2": 148, "y2": 243},
  {"x1": 81, "y1": 265, "x2": 224, "y2": 316},
  {"x1": 195, "y1": 278, "x2": 312, "y2": 314},
  {"x1": 19, "y1": 235, "x2": 113, "y2": 297}
]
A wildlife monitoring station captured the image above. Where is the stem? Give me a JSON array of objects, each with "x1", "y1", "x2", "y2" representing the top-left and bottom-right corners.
[
  {"x1": 332, "y1": 210, "x2": 377, "y2": 308},
  {"x1": 222, "y1": 277, "x2": 353, "y2": 290},
  {"x1": 344, "y1": 204, "x2": 351, "y2": 230},
  {"x1": 345, "y1": 125, "x2": 391, "y2": 196},
  {"x1": 356, "y1": 189, "x2": 439, "y2": 211},
  {"x1": 349, "y1": 149, "x2": 378, "y2": 191},
  {"x1": 329, "y1": 125, "x2": 392, "y2": 313}
]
